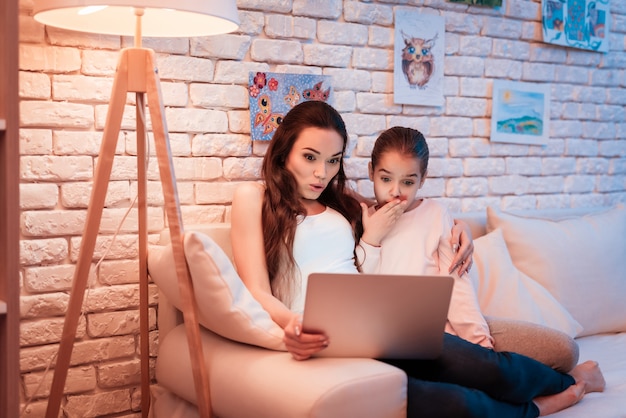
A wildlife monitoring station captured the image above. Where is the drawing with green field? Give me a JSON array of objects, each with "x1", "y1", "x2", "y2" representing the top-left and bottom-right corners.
[{"x1": 490, "y1": 80, "x2": 550, "y2": 146}]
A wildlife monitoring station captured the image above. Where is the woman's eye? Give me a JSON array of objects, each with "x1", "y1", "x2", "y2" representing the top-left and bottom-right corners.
[
  {"x1": 304, "y1": 154, "x2": 315, "y2": 161},
  {"x1": 328, "y1": 158, "x2": 340, "y2": 164}
]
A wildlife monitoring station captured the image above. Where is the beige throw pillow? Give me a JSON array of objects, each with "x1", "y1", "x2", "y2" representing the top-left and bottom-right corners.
[
  {"x1": 486, "y1": 204, "x2": 626, "y2": 337},
  {"x1": 486, "y1": 317, "x2": 579, "y2": 373},
  {"x1": 470, "y1": 228, "x2": 582, "y2": 338},
  {"x1": 148, "y1": 231, "x2": 286, "y2": 350}
]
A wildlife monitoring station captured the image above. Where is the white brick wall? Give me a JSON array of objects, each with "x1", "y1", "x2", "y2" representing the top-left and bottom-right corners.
[{"x1": 16, "y1": 0, "x2": 626, "y2": 415}]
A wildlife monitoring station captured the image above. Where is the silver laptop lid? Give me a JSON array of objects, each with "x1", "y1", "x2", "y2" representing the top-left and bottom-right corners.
[{"x1": 302, "y1": 273, "x2": 453, "y2": 359}]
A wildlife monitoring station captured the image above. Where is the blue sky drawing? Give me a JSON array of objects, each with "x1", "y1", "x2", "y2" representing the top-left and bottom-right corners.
[{"x1": 496, "y1": 89, "x2": 544, "y2": 123}]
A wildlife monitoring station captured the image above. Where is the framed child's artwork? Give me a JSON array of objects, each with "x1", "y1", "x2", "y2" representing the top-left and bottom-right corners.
[
  {"x1": 542, "y1": 0, "x2": 610, "y2": 52},
  {"x1": 393, "y1": 10, "x2": 445, "y2": 107},
  {"x1": 490, "y1": 80, "x2": 551, "y2": 146},
  {"x1": 248, "y1": 72, "x2": 333, "y2": 141}
]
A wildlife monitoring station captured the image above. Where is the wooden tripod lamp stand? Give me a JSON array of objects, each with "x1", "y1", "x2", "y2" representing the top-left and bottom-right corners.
[{"x1": 32, "y1": 2, "x2": 240, "y2": 417}]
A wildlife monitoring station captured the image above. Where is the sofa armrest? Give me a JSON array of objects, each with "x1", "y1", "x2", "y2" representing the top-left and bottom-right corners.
[{"x1": 157, "y1": 325, "x2": 407, "y2": 418}]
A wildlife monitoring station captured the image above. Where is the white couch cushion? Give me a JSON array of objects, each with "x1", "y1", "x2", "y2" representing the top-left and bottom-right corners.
[
  {"x1": 148, "y1": 231, "x2": 286, "y2": 350},
  {"x1": 486, "y1": 204, "x2": 626, "y2": 337},
  {"x1": 471, "y1": 228, "x2": 582, "y2": 338},
  {"x1": 545, "y1": 332, "x2": 626, "y2": 418}
]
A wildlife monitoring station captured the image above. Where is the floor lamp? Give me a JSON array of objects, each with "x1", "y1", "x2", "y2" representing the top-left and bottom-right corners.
[{"x1": 32, "y1": 2, "x2": 239, "y2": 417}]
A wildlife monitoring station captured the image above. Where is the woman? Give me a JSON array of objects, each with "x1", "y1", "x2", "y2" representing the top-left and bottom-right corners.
[{"x1": 231, "y1": 100, "x2": 604, "y2": 417}]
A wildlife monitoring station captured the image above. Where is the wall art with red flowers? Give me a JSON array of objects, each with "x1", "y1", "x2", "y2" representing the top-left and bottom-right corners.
[{"x1": 248, "y1": 71, "x2": 333, "y2": 141}]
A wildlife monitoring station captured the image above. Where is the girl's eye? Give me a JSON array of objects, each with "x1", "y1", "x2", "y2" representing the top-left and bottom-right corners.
[
  {"x1": 381, "y1": 177, "x2": 391, "y2": 183},
  {"x1": 328, "y1": 158, "x2": 340, "y2": 164},
  {"x1": 403, "y1": 180, "x2": 415, "y2": 186}
]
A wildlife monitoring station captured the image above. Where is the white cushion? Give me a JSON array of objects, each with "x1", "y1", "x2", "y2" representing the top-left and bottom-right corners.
[
  {"x1": 148, "y1": 231, "x2": 286, "y2": 350},
  {"x1": 486, "y1": 204, "x2": 626, "y2": 337},
  {"x1": 470, "y1": 228, "x2": 582, "y2": 338}
]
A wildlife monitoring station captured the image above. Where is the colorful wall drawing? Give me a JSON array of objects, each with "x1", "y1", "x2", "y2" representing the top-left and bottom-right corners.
[
  {"x1": 490, "y1": 80, "x2": 551, "y2": 146},
  {"x1": 542, "y1": 0, "x2": 610, "y2": 52},
  {"x1": 393, "y1": 10, "x2": 445, "y2": 107},
  {"x1": 248, "y1": 72, "x2": 332, "y2": 141}
]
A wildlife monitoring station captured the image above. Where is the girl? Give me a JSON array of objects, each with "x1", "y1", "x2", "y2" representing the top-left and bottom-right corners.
[
  {"x1": 231, "y1": 100, "x2": 604, "y2": 418},
  {"x1": 356, "y1": 126, "x2": 493, "y2": 349}
]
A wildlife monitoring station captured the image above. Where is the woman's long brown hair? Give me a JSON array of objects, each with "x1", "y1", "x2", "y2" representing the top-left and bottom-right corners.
[{"x1": 261, "y1": 100, "x2": 361, "y2": 305}]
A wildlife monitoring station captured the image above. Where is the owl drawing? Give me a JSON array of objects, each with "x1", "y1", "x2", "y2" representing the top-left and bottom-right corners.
[{"x1": 401, "y1": 31, "x2": 438, "y2": 89}]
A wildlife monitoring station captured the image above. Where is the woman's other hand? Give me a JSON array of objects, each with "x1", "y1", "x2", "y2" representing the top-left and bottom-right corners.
[
  {"x1": 283, "y1": 315, "x2": 329, "y2": 361},
  {"x1": 449, "y1": 219, "x2": 474, "y2": 275}
]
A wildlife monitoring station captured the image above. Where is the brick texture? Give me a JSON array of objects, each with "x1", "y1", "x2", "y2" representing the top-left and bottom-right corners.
[{"x1": 16, "y1": 0, "x2": 626, "y2": 416}]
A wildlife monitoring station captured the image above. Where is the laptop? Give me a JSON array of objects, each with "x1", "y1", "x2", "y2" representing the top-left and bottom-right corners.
[{"x1": 302, "y1": 272, "x2": 454, "y2": 359}]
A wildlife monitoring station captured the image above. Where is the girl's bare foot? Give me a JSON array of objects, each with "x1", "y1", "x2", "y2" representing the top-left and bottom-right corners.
[
  {"x1": 534, "y1": 381, "x2": 585, "y2": 416},
  {"x1": 534, "y1": 360, "x2": 605, "y2": 416},
  {"x1": 570, "y1": 360, "x2": 606, "y2": 393}
]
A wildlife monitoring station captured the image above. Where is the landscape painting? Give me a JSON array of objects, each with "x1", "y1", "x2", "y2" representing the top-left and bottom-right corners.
[{"x1": 490, "y1": 80, "x2": 550, "y2": 146}]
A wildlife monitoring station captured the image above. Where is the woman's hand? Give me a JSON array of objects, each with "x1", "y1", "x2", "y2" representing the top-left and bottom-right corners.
[
  {"x1": 283, "y1": 315, "x2": 329, "y2": 361},
  {"x1": 449, "y1": 219, "x2": 474, "y2": 275},
  {"x1": 360, "y1": 200, "x2": 407, "y2": 247}
]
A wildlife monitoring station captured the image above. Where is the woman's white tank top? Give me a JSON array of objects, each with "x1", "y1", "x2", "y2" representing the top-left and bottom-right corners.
[{"x1": 290, "y1": 207, "x2": 358, "y2": 313}]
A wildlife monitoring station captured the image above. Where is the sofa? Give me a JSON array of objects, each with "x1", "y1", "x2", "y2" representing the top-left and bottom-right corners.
[{"x1": 148, "y1": 204, "x2": 626, "y2": 418}]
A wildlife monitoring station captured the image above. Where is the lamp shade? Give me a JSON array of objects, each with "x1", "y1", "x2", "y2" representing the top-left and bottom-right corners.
[{"x1": 33, "y1": 0, "x2": 240, "y2": 37}]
